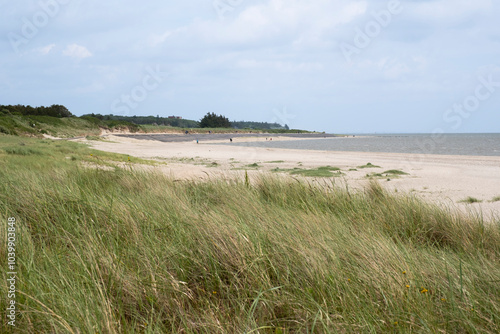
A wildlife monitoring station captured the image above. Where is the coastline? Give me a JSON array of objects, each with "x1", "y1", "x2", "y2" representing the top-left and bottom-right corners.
[{"x1": 82, "y1": 134, "x2": 500, "y2": 221}]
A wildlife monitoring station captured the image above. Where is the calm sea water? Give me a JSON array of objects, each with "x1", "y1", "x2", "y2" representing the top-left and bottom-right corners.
[{"x1": 225, "y1": 133, "x2": 500, "y2": 157}]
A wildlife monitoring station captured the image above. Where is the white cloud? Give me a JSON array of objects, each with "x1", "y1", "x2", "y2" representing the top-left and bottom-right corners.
[
  {"x1": 36, "y1": 44, "x2": 56, "y2": 55},
  {"x1": 235, "y1": 58, "x2": 323, "y2": 72},
  {"x1": 154, "y1": 0, "x2": 367, "y2": 48},
  {"x1": 408, "y1": 0, "x2": 493, "y2": 23},
  {"x1": 63, "y1": 44, "x2": 92, "y2": 59}
]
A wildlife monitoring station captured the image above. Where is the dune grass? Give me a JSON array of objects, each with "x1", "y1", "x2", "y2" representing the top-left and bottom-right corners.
[
  {"x1": 246, "y1": 163, "x2": 260, "y2": 168},
  {"x1": 290, "y1": 166, "x2": 342, "y2": 177},
  {"x1": 357, "y1": 162, "x2": 381, "y2": 169},
  {"x1": 491, "y1": 196, "x2": 500, "y2": 203},
  {"x1": 0, "y1": 114, "x2": 104, "y2": 137},
  {"x1": 366, "y1": 169, "x2": 409, "y2": 179},
  {"x1": 272, "y1": 166, "x2": 342, "y2": 178},
  {"x1": 1, "y1": 136, "x2": 499, "y2": 333},
  {"x1": 382, "y1": 169, "x2": 409, "y2": 176},
  {"x1": 459, "y1": 197, "x2": 483, "y2": 204}
]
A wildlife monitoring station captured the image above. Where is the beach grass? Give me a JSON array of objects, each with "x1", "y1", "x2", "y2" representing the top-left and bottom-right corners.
[
  {"x1": 366, "y1": 169, "x2": 409, "y2": 179},
  {"x1": 246, "y1": 163, "x2": 260, "y2": 168},
  {"x1": 382, "y1": 169, "x2": 409, "y2": 176},
  {"x1": 1, "y1": 136, "x2": 499, "y2": 333},
  {"x1": 357, "y1": 162, "x2": 381, "y2": 169},
  {"x1": 459, "y1": 197, "x2": 483, "y2": 204},
  {"x1": 272, "y1": 166, "x2": 342, "y2": 178},
  {"x1": 491, "y1": 196, "x2": 500, "y2": 202},
  {"x1": 290, "y1": 166, "x2": 342, "y2": 177},
  {"x1": 85, "y1": 135, "x2": 105, "y2": 141}
]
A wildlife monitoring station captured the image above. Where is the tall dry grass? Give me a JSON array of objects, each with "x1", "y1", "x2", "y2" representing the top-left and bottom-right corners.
[{"x1": 0, "y1": 136, "x2": 499, "y2": 333}]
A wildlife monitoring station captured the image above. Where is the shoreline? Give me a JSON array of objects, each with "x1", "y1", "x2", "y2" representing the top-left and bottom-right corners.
[
  {"x1": 109, "y1": 132, "x2": 343, "y2": 143},
  {"x1": 82, "y1": 134, "x2": 500, "y2": 221}
]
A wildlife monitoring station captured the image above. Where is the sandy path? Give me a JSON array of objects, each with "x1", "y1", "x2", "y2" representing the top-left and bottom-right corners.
[{"x1": 81, "y1": 135, "x2": 500, "y2": 221}]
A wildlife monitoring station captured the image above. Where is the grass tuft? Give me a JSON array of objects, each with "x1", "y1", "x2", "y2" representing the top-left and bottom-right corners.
[
  {"x1": 85, "y1": 135, "x2": 102, "y2": 141},
  {"x1": 4, "y1": 146, "x2": 42, "y2": 155},
  {"x1": 383, "y1": 169, "x2": 409, "y2": 175},
  {"x1": 358, "y1": 162, "x2": 381, "y2": 169},
  {"x1": 277, "y1": 166, "x2": 343, "y2": 177},
  {"x1": 459, "y1": 196, "x2": 483, "y2": 204}
]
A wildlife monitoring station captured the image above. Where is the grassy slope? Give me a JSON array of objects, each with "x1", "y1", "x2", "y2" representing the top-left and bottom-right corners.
[
  {"x1": 0, "y1": 136, "x2": 499, "y2": 333},
  {"x1": 0, "y1": 114, "x2": 103, "y2": 137},
  {"x1": 0, "y1": 114, "x2": 314, "y2": 138}
]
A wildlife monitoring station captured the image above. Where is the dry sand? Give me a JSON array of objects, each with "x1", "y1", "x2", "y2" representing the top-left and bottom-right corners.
[{"x1": 80, "y1": 134, "x2": 500, "y2": 221}]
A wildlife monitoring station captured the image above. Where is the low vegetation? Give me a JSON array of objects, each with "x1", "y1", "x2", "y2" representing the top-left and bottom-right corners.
[
  {"x1": 491, "y1": 196, "x2": 500, "y2": 203},
  {"x1": 1, "y1": 111, "x2": 312, "y2": 138},
  {"x1": 357, "y1": 162, "x2": 381, "y2": 169},
  {"x1": 383, "y1": 169, "x2": 409, "y2": 175},
  {"x1": 1, "y1": 137, "x2": 499, "y2": 333},
  {"x1": 0, "y1": 113, "x2": 140, "y2": 138},
  {"x1": 459, "y1": 197, "x2": 483, "y2": 204},
  {"x1": 272, "y1": 166, "x2": 342, "y2": 178},
  {"x1": 366, "y1": 169, "x2": 409, "y2": 179}
]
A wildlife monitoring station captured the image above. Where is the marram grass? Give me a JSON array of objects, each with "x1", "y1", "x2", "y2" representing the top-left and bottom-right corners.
[{"x1": 0, "y1": 137, "x2": 499, "y2": 333}]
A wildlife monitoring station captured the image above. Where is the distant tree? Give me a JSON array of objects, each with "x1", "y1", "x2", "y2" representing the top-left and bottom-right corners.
[
  {"x1": 200, "y1": 112, "x2": 231, "y2": 128},
  {"x1": 49, "y1": 104, "x2": 72, "y2": 117}
]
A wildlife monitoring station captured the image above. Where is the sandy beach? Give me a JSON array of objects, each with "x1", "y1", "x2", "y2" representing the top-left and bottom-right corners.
[{"x1": 81, "y1": 134, "x2": 500, "y2": 220}]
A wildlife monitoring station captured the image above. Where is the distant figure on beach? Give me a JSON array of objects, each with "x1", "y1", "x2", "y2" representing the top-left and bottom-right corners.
[
  {"x1": 208, "y1": 131, "x2": 211, "y2": 134},
  {"x1": 230, "y1": 138, "x2": 232, "y2": 142},
  {"x1": 185, "y1": 130, "x2": 189, "y2": 135},
  {"x1": 196, "y1": 139, "x2": 199, "y2": 144}
]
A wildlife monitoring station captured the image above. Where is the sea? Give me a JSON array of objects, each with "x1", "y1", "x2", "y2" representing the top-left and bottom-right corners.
[{"x1": 223, "y1": 133, "x2": 500, "y2": 157}]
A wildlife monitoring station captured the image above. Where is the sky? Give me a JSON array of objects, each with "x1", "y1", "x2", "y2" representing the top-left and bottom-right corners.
[{"x1": 1, "y1": 0, "x2": 499, "y2": 133}]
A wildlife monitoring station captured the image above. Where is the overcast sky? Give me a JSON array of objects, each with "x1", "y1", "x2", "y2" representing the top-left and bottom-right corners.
[{"x1": 1, "y1": 0, "x2": 499, "y2": 133}]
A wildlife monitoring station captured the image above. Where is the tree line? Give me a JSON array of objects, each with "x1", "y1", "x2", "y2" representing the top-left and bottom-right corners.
[
  {"x1": 1, "y1": 104, "x2": 73, "y2": 118},
  {"x1": 83, "y1": 112, "x2": 288, "y2": 130},
  {"x1": 1, "y1": 106, "x2": 288, "y2": 130},
  {"x1": 82, "y1": 114, "x2": 200, "y2": 128}
]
